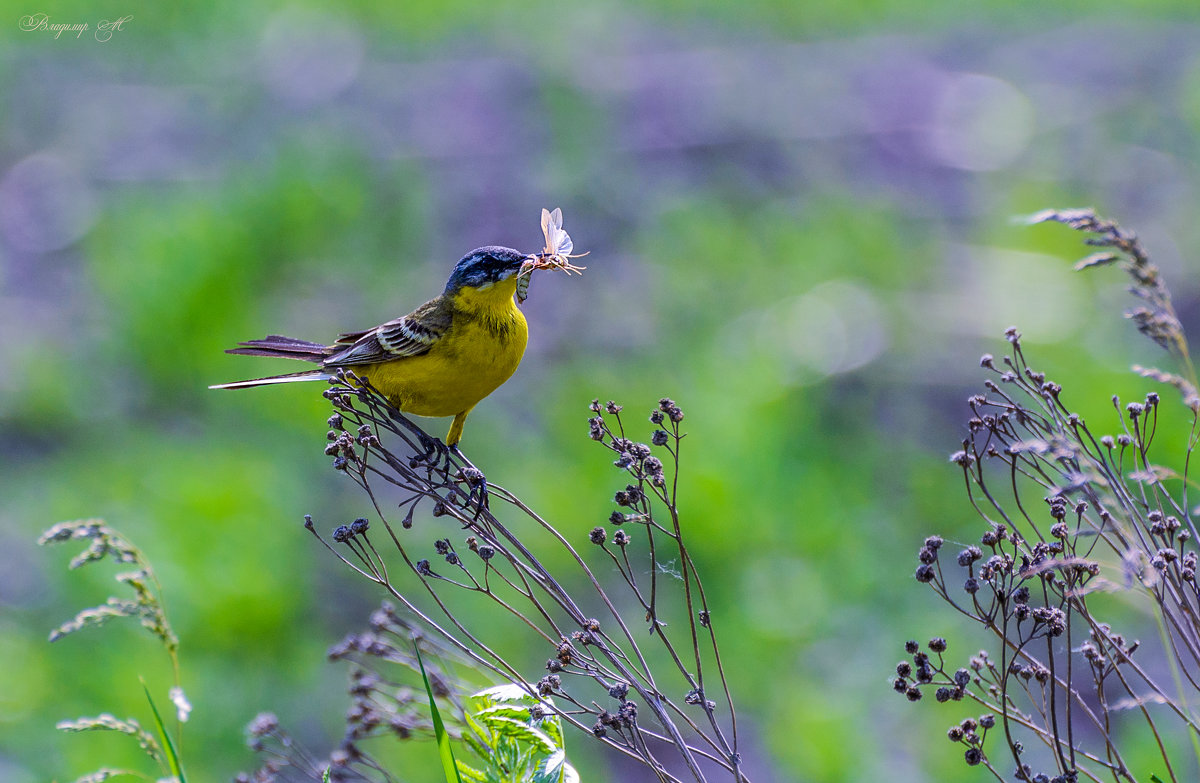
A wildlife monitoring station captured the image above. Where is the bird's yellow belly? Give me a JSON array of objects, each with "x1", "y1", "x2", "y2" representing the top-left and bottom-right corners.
[{"x1": 358, "y1": 312, "x2": 528, "y2": 418}]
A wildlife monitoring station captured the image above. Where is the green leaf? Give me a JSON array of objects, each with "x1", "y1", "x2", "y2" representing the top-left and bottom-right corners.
[
  {"x1": 531, "y1": 748, "x2": 567, "y2": 783},
  {"x1": 476, "y1": 714, "x2": 556, "y2": 754},
  {"x1": 463, "y1": 684, "x2": 576, "y2": 782},
  {"x1": 475, "y1": 704, "x2": 544, "y2": 723},
  {"x1": 414, "y1": 641, "x2": 463, "y2": 783},
  {"x1": 474, "y1": 683, "x2": 535, "y2": 704},
  {"x1": 537, "y1": 712, "x2": 566, "y2": 748},
  {"x1": 454, "y1": 760, "x2": 487, "y2": 783}
]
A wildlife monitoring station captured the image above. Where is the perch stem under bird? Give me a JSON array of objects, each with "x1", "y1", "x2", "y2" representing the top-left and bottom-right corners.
[{"x1": 211, "y1": 209, "x2": 586, "y2": 449}]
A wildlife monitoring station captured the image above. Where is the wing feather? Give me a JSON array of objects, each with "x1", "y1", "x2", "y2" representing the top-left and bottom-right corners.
[{"x1": 325, "y1": 298, "x2": 450, "y2": 366}]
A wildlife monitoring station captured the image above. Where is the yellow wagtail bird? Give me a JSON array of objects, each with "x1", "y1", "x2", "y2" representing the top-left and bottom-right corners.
[{"x1": 211, "y1": 209, "x2": 586, "y2": 449}]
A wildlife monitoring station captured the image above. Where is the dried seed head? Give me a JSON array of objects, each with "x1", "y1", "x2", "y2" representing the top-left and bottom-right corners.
[{"x1": 248, "y1": 712, "x2": 280, "y2": 737}]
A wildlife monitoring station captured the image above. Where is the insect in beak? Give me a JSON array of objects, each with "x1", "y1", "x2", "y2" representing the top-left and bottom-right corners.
[
  {"x1": 514, "y1": 208, "x2": 588, "y2": 304},
  {"x1": 516, "y1": 260, "x2": 535, "y2": 303}
]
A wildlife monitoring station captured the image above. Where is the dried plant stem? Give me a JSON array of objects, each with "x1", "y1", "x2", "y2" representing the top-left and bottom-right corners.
[
  {"x1": 898, "y1": 210, "x2": 1200, "y2": 782},
  {"x1": 302, "y1": 377, "x2": 745, "y2": 782}
]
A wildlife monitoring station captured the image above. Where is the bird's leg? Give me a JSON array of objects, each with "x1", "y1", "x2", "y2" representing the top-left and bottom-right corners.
[
  {"x1": 412, "y1": 430, "x2": 451, "y2": 472},
  {"x1": 377, "y1": 402, "x2": 451, "y2": 473}
]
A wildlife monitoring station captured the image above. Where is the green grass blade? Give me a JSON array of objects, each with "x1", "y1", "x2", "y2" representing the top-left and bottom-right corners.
[
  {"x1": 413, "y1": 641, "x2": 463, "y2": 783},
  {"x1": 141, "y1": 679, "x2": 185, "y2": 783}
]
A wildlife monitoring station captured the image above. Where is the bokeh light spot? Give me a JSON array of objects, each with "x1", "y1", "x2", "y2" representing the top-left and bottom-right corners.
[
  {"x1": 928, "y1": 73, "x2": 1034, "y2": 171},
  {"x1": 0, "y1": 153, "x2": 97, "y2": 254},
  {"x1": 259, "y1": 7, "x2": 365, "y2": 107}
]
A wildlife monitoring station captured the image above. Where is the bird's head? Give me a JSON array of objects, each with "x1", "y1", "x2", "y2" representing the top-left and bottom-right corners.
[{"x1": 444, "y1": 246, "x2": 530, "y2": 296}]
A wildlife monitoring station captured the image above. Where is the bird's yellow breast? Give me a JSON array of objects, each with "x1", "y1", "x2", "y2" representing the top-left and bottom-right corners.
[{"x1": 359, "y1": 278, "x2": 528, "y2": 418}]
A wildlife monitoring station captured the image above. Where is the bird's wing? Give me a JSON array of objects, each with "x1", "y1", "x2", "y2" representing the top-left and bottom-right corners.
[{"x1": 325, "y1": 298, "x2": 450, "y2": 366}]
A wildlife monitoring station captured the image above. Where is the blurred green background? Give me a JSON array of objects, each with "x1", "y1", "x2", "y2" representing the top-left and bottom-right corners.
[{"x1": 4, "y1": 1, "x2": 1200, "y2": 781}]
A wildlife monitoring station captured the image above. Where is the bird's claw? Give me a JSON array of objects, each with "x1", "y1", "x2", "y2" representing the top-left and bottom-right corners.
[{"x1": 410, "y1": 432, "x2": 454, "y2": 475}]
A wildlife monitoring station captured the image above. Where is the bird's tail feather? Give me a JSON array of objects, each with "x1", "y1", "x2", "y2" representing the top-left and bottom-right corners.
[
  {"x1": 225, "y1": 334, "x2": 329, "y2": 362},
  {"x1": 209, "y1": 369, "x2": 332, "y2": 390}
]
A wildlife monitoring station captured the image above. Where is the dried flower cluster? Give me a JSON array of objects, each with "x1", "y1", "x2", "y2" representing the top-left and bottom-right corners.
[
  {"x1": 246, "y1": 377, "x2": 745, "y2": 782},
  {"x1": 1028, "y1": 208, "x2": 1197, "y2": 407},
  {"x1": 237, "y1": 604, "x2": 468, "y2": 783},
  {"x1": 897, "y1": 211, "x2": 1200, "y2": 782}
]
